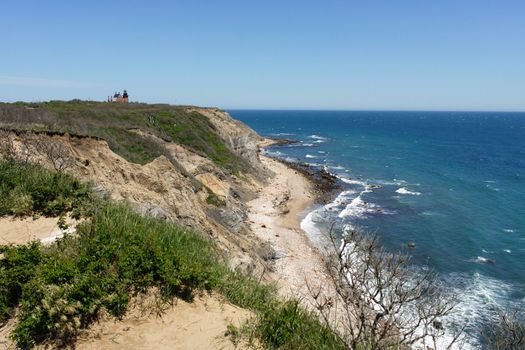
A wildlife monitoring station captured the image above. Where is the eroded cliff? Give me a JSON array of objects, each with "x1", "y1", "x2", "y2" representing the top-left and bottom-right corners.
[{"x1": 0, "y1": 102, "x2": 274, "y2": 277}]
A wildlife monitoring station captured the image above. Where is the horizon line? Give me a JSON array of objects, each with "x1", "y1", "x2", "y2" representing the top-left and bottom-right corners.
[{"x1": 224, "y1": 107, "x2": 525, "y2": 113}]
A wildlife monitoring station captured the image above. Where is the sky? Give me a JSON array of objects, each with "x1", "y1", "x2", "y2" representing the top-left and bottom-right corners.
[{"x1": 1, "y1": 0, "x2": 524, "y2": 111}]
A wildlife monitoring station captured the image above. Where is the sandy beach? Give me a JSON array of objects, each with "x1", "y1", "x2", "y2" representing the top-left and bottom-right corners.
[{"x1": 247, "y1": 142, "x2": 335, "y2": 305}]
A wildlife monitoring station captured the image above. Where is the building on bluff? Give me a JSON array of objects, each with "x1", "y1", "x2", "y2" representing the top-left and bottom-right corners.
[{"x1": 107, "y1": 90, "x2": 129, "y2": 103}]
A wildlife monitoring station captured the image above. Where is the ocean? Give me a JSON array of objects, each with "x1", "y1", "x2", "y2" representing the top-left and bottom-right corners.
[{"x1": 229, "y1": 110, "x2": 525, "y2": 347}]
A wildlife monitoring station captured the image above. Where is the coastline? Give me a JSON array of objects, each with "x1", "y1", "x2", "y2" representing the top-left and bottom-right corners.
[{"x1": 247, "y1": 139, "x2": 335, "y2": 304}]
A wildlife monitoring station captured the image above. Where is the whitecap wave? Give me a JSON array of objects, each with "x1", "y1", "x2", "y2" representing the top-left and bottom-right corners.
[
  {"x1": 339, "y1": 177, "x2": 367, "y2": 186},
  {"x1": 469, "y1": 256, "x2": 496, "y2": 265},
  {"x1": 474, "y1": 256, "x2": 488, "y2": 263},
  {"x1": 309, "y1": 134, "x2": 328, "y2": 141},
  {"x1": 485, "y1": 184, "x2": 500, "y2": 192},
  {"x1": 305, "y1": 154, "x2": 317, "y2": 159},
  {"x1": 338, "y1": 195, "x2": 393, "y2": 219},
  {"x1": 396, "y1": 187, "x2": 422, "y2": 196},
  {"x1": 504, "y1": 249, "x2": 511, "y2": 253},
  {"x1": 503, "y1": 228, "x2": 516, "y2": 233},
  {"x1": 300, "y1": 211, "x2": 325, "y2": 245}
]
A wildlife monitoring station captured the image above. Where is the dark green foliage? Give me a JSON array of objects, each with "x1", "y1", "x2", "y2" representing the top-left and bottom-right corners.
[
  {"x1": 0, "y1": 161, "x2": 342, "y2": 349},
  {"x1": 219, "y1": 276, "x2": 344, "y2": 349},
  {"x1": 8, "y1": 202, "x2": 224, "y2": 348},
  {"x1": 0, "y1": 160, "x2": 91, "y2": 217},
  {"x1": 0, "y1": 243, "x2": 42, "y2": 323},
  {"x1": 256, "y1": 300, "x2": 344, "y2": 349},
  {"x1": 97, "y1": 127, "x2": 163, "y2": 165},
  {"x1": 155, "y1": 111, "x2": 248, "y2": 172}
]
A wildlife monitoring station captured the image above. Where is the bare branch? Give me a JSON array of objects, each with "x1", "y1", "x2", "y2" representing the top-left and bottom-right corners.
[{"x1": 308, "y1": 225, "x2": 463, "y2": 349}]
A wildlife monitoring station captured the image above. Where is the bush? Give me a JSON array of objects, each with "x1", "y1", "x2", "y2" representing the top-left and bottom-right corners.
[
  {"x1": 0, "y1": 160, "x2": 342, "y2": 349},
  {"x1": 8, "y1": 188, "x2": 34, "y2": 216},
  {"x1": 0, "y1": 243, "x2": 42, "y2": 324},
  {"x1": 7, "y1": 202, "x2": 225, "y2": 348},
  {"x1": 256, "y1": 300, "x2": 344, "y2": 349},
  {"x1": 0, "y1": 160, "x2": 91, "y2": 217}
]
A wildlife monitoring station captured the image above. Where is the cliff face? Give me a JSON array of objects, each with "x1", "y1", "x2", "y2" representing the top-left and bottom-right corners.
[
  {"x1": 190, "y1": 108, "x2": 270, "y2": 177},
  {"x1": 0, "y1": 103, "x2": 273, "y2": 276}
]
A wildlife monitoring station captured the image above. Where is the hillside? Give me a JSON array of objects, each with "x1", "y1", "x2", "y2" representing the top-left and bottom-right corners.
[
  {"x1": 0, "y1": 101, "x2": 343, "y2": 349},
  {"x1": 0, "y1": 101, "x2": 272, "y2": 275}
]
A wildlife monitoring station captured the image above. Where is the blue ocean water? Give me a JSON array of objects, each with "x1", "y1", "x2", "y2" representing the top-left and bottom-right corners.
[{"x1": 230, "y1": 110, "x2": 525, "y2": 345}]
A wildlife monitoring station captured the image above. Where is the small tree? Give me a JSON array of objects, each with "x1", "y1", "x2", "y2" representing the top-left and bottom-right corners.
[
  {"x1": 34, "y1": 138, "x2": 74, "y2": 172},
  {"x1": 0, "y1": 130, "x2": 33, "y2": 164},
  {"x1": 308, "y1": 226, "x2": 463, "y2": 349}
]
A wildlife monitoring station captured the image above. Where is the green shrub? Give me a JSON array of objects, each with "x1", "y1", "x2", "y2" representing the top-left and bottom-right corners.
[
  {"x1": 256, "y1": 300, "x2": 344, "y2": 349},
  {"x1": 8, "y1": 188, "x2": 34, "y2": 216},
  {"x1": 0, "y1": 243, "x2": 42, "y2": 323},
  {"x1": 0, "y1": 160, "x2": 343, "y2": 349},
  {"x1": 8, "y1": 202, "x2": 225, "y2": 348},
  {"x1": 0, "y1": 160, "x2": 92, "y2": 217}
]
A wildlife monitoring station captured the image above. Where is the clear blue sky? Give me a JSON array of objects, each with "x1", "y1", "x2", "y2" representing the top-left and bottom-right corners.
[{"x1": 1, "y1": 0, "x2": 524, "y2": 110}]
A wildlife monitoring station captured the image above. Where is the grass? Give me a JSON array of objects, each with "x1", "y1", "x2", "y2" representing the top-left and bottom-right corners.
[
  {"x1": 0, "y1": 160, "x2": 92, "y2": 217},
  {"x1": 0, "y1": 160, "x2": 343, "y2": 349},
  {"x1": 0, "y1": 100, "x2": 251, "y2": 173}
]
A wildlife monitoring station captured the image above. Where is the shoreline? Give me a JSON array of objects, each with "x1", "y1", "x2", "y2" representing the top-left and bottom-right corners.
[{"x1": 247, "y1": 139, "x2": 336, "y2": 304}]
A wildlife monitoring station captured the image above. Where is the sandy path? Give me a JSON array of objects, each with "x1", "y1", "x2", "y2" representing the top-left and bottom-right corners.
[
  {"x1": 1, "y1": 295, "x2": 250, "y2": 350},
  {"x1": 0, "y1": 216, "x2": 80, "y2": 246},
  {"x1": 247, "y1": 154, "x2": 333, "y2": 303},
  {"x1": 75, "y1": 294, "x2": 251, "y2": 350},
  {"x1": 0, "y1": 217, "x2": 62, "y2": 245}
]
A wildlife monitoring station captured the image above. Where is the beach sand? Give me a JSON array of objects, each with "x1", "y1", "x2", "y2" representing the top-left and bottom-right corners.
[{"x1": 248, "y1": 145, "x2": 335, "y2": 305}]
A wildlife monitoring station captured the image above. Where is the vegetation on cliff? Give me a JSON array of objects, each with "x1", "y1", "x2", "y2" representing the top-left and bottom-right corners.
[
  {"x1": 0, "y1": 160, "x2": 343, "y2": 349},
  {"x1": 0, "y1": 100, "x2": 251, "y2": 173},
  {"x1": 0, "y1": 160, "x2": 91, "y2": 217}
]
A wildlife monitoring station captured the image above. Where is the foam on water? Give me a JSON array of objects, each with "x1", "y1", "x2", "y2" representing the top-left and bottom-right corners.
[
  {"x1": 309, "y1": 134, "x2": 328, "y2": 141},
  {"x1": 396, "y1": 187, "x2": 422, "y2": 196},
  {"x1": 440, "y1": 272, "x2": 521, "y2": 349},
  {"x1": 230, "y1": 109, "x2": 525, "y2": 348},
  {"x1": 339, "y1": 177, "x2": 367, "y2": 186},
  {"x1": 305, "y1": 154, "x2": 317, "y2": 158},
  {"x1": 262, "y1": 149, "x2": 284, "y2": 157},
  {"x1": 472, "y1": 256, "x2": 490, "y2": 263}
]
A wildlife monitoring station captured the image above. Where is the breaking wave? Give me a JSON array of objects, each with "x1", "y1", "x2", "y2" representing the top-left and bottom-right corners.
[{"x1": 396, "y1": 187, "x2": 422, "y2": 196}]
